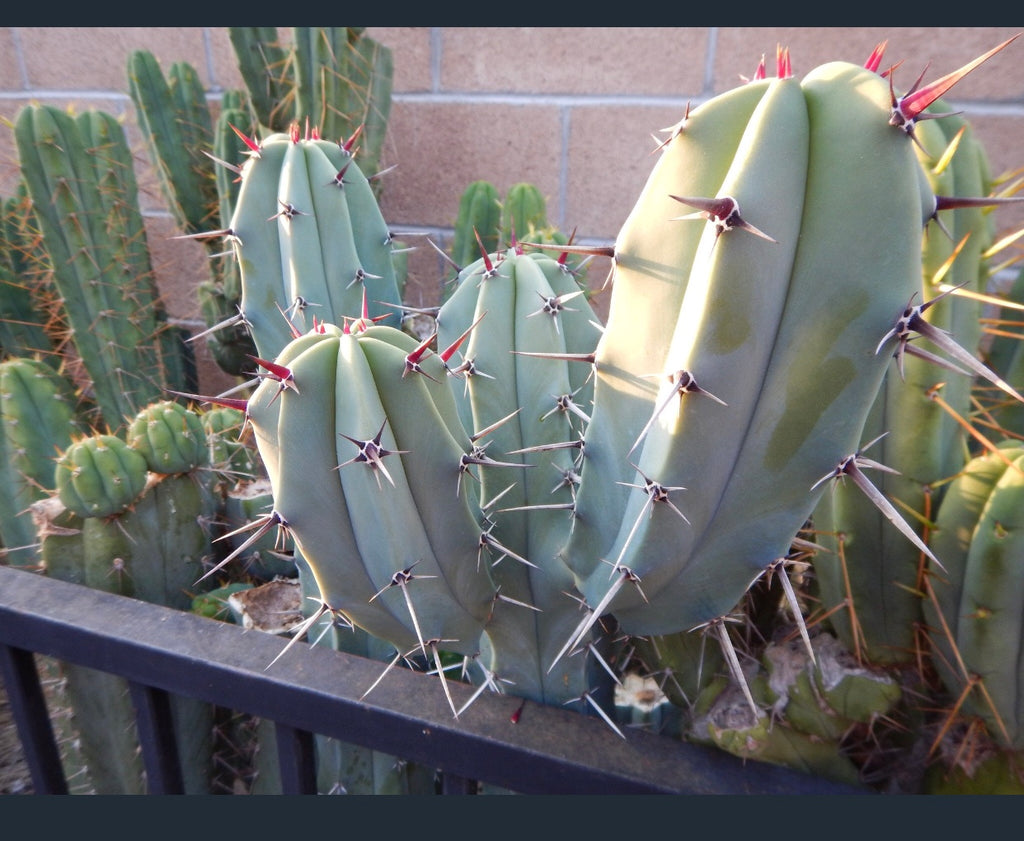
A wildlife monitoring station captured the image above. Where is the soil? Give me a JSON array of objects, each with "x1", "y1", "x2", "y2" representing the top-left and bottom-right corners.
[{"x1": 0, "y1": 674, "x2": 33, "y2": 794}]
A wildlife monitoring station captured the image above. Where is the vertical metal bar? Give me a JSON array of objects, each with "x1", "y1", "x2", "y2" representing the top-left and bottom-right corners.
[
  {"x1": 128, "y1": 681, "x2": 184, "y2": 795},
  {"x1": 0, "y1": 644, "x2": 68, "y2": 794},
  {"x1": 440, "y1": 771, "x2": 478, "y2": 794},
  {"x1": 274, "y1": 722, "x2": 318, "y2": 794}
]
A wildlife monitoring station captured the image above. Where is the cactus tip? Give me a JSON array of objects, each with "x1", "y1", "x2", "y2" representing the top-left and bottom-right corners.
[
  {"x1": 229, "y1": 123, "x2": 262, "y2": 157},
  {"x1": 745, "y1": 54, "x2": 767, "y2": 83},
  {"x1": 440, "y1": 310, "x2": 487, "y2": 366},
  {"x1": 890, "y1": 34, "x2": 1020, "y2": 135},
  {"x1": 776, "y1": 44, "x2": 793, "y2": 79},
  {"x1": 864, "y1": 40, "x2": 889, "y2": 74},
  {"x1": 250, "y1": 355, "x2": 299, "y2": 394},
  {"x1": 341, "y1": 123, "x2": 365, "y2": 154}
]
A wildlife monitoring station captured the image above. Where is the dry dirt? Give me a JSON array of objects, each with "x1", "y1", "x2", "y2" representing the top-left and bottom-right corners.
[{"x1": 0, "y1": 675, "x2": 33, "y2": 794}]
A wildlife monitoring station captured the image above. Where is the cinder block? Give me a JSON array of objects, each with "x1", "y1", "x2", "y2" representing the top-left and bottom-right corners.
[
  {"x1": 439, "y1": 27, "x2": 708, "y2": 96},
  {"x1": 379, "y1": 100, "x2": 562, "y2": 231},
  {"x1": 0, "y1": 29, "x2": 21, "y2": 90},
  {"x1": 19, "y1": 27, "x2": 210, "y2": 90},
  {"x1": 372, "y1": 27, "x2": 433, "y2": 94}
]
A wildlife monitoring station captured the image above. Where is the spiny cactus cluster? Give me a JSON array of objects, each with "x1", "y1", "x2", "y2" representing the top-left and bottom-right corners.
[
  {"x1": 6, "y1": 31, "x2": 1024, "y2": 795},
  {"x1": 0, "y1": 28, "x2": 411, "y2": 795},
  {"x1": 125, "y1": 27, "x2": 396, "y2": 378},
  {"x1": 0, "y1": 103, "x2": 196, "y2": 570},
  {"x1": 207, "y1": 39, "x2": 1024, "y2": 790},
  {"x1": 33, "y1": 401, "x2": 218, "y2": 793},
  {"x1": 175, "y1": 35, "x2": 1024, "y2": 789}
]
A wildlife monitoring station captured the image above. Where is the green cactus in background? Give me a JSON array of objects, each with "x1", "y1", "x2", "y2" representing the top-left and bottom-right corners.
[
  {"x1": 0, "y1": 358, "x2": 81, "y2": 567},
  {"x1": 201, "y1": 404, "x2": 262, "y2": 487},
  {"x1": 809, "y1": 101, "x2": 1015, "y2": 668},
  {"x1": 38, "y1": 404, "x2": 222, "y2": 794},
  {"x1": 228, "y1": 27, "x2": 393, "y2": 186},
  {"x1": 924, "y1": 445, "x2": 1024, "y2": 749},
  {"x1": 13, "y1": 104, "x2": 195, "y2": 430},
  {"x1": 128, "y1": 50, "x2": 219, "y2": 237},
  {"x1": 501, "y1": 182, "x2": 565, "y2": 250},
  {"x1": 450, "y1": 180, "x2": 501, "y2": 271},
  {"x1": 979, "y1": 265, "x2": 1024, "y2": 441},
  {"x1": 0, "y1": 184, "x2": 57, "y2": 363},
  {"x1": 128, "y1": 49, "x2": 258, "y2": 378},
  {"x1": 445, "y1": 180, "x2": 590, "y2": 304},
  {"x1": 228, "y1": 28, "x2": 291, "y2": 132},
  {"x1": 200, "y1": 93, "x2": 261, "y2": 377}
]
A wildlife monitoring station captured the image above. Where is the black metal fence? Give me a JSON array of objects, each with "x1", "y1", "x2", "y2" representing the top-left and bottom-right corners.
[{"x1": 0, "y1": 565, "x2": 869, "y2": 795}]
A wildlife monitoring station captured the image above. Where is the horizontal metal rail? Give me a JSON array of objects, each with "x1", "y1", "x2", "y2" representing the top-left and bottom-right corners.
[{"x1": 0, "y1": 565, "x2": 869, "y2": 795}]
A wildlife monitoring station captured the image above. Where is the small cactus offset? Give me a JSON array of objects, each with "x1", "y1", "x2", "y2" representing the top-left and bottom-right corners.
[
  {"x1": 126, "y1": 399, "x2": 208, "y2": 476},
  {"x1": 54, "y1": 434, "x2": 149, "y2": 520}
]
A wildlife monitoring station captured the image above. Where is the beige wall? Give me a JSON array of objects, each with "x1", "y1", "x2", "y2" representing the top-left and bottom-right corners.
[{"x1": 1, "y1": 27, "x2": 1022, "y2": 393}]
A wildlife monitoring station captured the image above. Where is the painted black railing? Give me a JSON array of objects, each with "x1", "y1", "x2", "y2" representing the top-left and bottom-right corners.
[{"x1": 0, "y1": 565, "x2": 869, "y2": 795}]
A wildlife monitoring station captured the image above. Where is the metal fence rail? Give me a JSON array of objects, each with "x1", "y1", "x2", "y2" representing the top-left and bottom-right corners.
[{"x1": 0, "y1": 565, "x2": 869, "y2": 795}]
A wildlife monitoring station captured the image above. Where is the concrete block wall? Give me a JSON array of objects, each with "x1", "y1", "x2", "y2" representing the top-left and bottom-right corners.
[{"x1": 1, "y1": 27, "x2": 1022, "y2": 394}]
